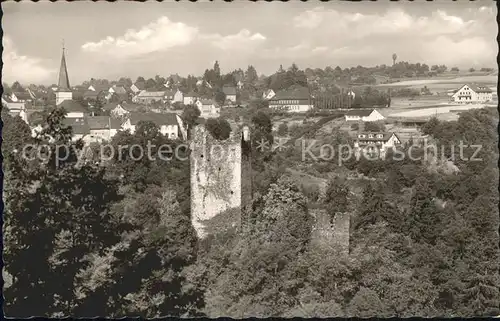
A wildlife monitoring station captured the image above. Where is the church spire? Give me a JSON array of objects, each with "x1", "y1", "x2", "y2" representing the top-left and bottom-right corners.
[{"x1": 58, "y1": 40, "x2": 71, "y2": 91}]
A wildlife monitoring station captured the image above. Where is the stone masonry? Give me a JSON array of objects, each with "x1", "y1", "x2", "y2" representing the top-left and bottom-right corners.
[{"x1": 190, "y1": 125, "x2": 252, "y2": 238}]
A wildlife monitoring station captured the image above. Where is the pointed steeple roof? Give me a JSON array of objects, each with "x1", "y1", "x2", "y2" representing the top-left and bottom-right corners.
[{"x1": 58, "y1": 45, "x2": 71, "y2": 91}]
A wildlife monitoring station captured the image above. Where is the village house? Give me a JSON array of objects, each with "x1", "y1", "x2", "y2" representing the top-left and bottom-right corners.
[
  {"x1": 88, "y1": 84, "x2": 110, "y2": 92},
  {"x1": 10, "y1": 91, "x2": 34, "y2": 103},
  {"x1": 108, "y1": 85, "x2": 129, "y2": 102},
  {"x1": 121, "y1": 112, "x2": 187, "y2": 139},
  {"x1": 451, "y1": 84, "x2": 493, "y2": 103},
  {"x1": 109, "y1": 85, "x2": 127, "y2": 95},
  {"x1": 58, "y1": 100, "x2": 88, "y2": 119},
  {"x1": 164, "y1": 90, "x2": 176, "y2": 102},
  {"x1": 86, "y1": 116, "x2": 122, "y2": 142},
  {"x1": 183, "y1": 91, "x2": 198, "y2": 105},
  {"x1": 130, "y1": 82, "x2": 146, "y2": 94},
  {"x1": 268, "y1": 87, "x2": 313, "y2": 112},
  {"x1": 63, "y1": 117, "x2": 90, "y2": 141},
  {"x1": 223, "y1": 85, "x2": 237, "y2": 103},
  {"x1": 103, "y1": 102, "x2": 143, "y2": 118},
  {"x1": 2, "y1": 96, "x2": 28, "y2": 123},
  {"x1": 173, "y1": 89, "x2": 184, "y2": 103},
  {"x1": 354, "y1": 132, "x2": 401, "y2": 158},
  {"x1": 82, "y1": 90, "x2": 104, "y2": 101},
  {"x1": 195, "y1": 98, "x2": 220, "y2": 118},
  {"x1": 262, "y1": 89, "x2": 276, "y2": 100},
  {"x1": 133, "y1": 90, "x2": 166, "y2": 104},
  {"x1": 344, "y1": 109, "x2": 385, "y2": 122}
]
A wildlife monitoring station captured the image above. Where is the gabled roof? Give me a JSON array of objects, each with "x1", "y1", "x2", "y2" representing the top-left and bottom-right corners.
[
  {"x1": 63, "y1": 118, "x2": 89, "y2": 135},
  {"x1": 132, "y1": 82, "x2": 146, "y2": 90},
  {"x1": 128, "y1": 112, "x2": 179, "y2": 126},
  {"x1": 137, "y1": 91, "x2": 166, "y2": 97},
  {"x1": 345, "y1": 109, "x2": 376, "y2": 117},
  {"x1": 185, "y1": 91, "x2": 198, "y2": 97},
  {"x1": 112, "y1": 86, "x2": 127, "y2": 94},
  {"x1": 87, "y1": 116, "x2": 111, "y2": 129},
  {"x1": 58, "y1": 99, "x2": 88, "y2": 113},
  {"x1": 223, "y1": 85, "x2": 237, "y2": 95},
  {"x1": 87, "y1": 116, "x2": 122, "y2": 130},
  {"x1": 356, "y1": 132, "x2": 397, "y2": 142},
  {"x1": 466, "y1": 83, "x2": 492, "y2": 93},
  {"x1": 270, "y1": 87, "x2": 311, "y2": 100},
  {"x1": 112, "y1": 92, "x2": 129, "y2": 102},
  {"x1": 12, "y1": 91, "x2": 32, "y2": 100},
  {"x1": 89, "y1": 84, "x2": 111, "y2": 92}
]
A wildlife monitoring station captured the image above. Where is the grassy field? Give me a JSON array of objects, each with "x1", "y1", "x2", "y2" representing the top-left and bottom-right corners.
[{"x1": 377, "y1": 75, "x2": 497, "y2": 93}]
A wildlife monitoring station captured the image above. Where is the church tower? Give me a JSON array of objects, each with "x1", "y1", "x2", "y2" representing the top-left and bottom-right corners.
[{"x1": 56, "y1": 43, "x2": 73, "y2": 105}]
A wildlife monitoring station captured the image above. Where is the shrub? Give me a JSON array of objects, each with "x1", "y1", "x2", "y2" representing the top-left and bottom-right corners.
[
  {"x1": 206, "y1": 117, "x2": 232, "y2": 140},
  {"x1": 277, "y1": 123, "x2": 288, "y2": 136}
]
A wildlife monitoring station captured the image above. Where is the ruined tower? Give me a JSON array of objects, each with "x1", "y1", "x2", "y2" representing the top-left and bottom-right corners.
[{"x1": 190, "y1": 125, "x2": 252, "y2": 238}]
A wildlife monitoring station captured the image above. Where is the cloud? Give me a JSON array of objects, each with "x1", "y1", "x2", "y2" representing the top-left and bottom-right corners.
[
  {"x1": 2, "y1": 37, "x2": 57, "y2": 84},
  {"x1": 203, "y1": 29, "x2": 266, "y2": 51},
  {"x1": 289, "y1": 6, "x2": 496, "y2": 67},
  {"x1": 293, "y1": 7, "x2": 482, "y2": 38},
  {"x1": 81, "y1": 16, "x2": 199, "y2": 58},
  {"x1": 82, "y1": 16, "x2": 266, "y2": 58}
]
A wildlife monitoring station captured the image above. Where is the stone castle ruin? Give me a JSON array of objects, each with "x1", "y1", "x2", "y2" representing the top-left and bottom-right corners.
[
  {"x1": 190, "y1": 125, "x2": 252, "y2": 238},
  {"x1": 189, "y1": 124, "x2": 350, "y2": 255}
]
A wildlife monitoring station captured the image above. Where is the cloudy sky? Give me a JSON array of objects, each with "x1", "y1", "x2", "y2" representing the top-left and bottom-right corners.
[{"x1": 2, "y1": 1, "x2": 497, "y2": 85}]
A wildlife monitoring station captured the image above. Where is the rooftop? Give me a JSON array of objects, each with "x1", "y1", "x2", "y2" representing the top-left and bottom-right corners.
[
  {"x1": 223, "y1": 86, "x2": 237, "y2": 95},
  {"x1": 58, "y1": 99, "x2": 88, "y2": 113},
  {"x1": 270, "y1": 87, "x2": 311, "y2": 100},
  {"x1": 345, "y1": 109, "x2": 376, "y2": 117},
  {"x1": 466, "y1": 83, "x2": 492, "y2": 93},
  {"x1": 87, "y1": 116, "x2": 122, "y2": 129},
  {"x1": 63, "y1": 118, "x2": 90, "y2": 135},
  {"x1": 129, "y1": 112, "x2": 179, "y2": 126}
]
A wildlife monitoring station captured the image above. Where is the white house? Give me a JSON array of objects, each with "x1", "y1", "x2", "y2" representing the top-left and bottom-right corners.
[
  {"x1": 109, "y1": 86, "x2": 127, "y2": 95},
  {"x1": 196, "y1": 99, "x2": 220, "y2": 118},
  {"x1": 2, "y1": 96, "x2": 28, "y2": 124},
  {"x1": 344, "y1": 109, "x2": 385, "y2": 122},
  {"x1": 451, "y1": 84, "x2": 493, "y2": 103},
  {"x1": 121, "y1": 112, "x2": 187, "y2": 140},
  {"x1": 183, "y1": 91, "x2": 198, "y2": 105},
  {"x1": 223, "y1": 85, "x2": 237, "y2": 103},
  {"x1": 262, "y1": 89, "x2": 276, "y2": 100},
  {"x1": 173, "y1": 89, "x2": 184, "y2": 103},
  {"x1": 268, "y1": 87, "x2": 313, "y2": 112},
  {"x1": 354, "y1": 132, "x2": 401, "y2": 158},
  {"x1": 85, "y1": 116, "x2": 123, "y2": 142}
]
